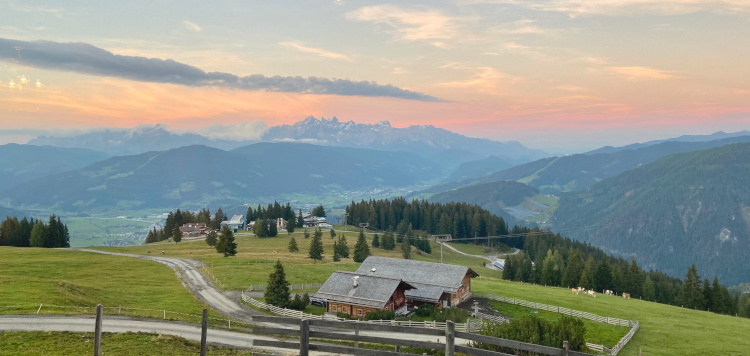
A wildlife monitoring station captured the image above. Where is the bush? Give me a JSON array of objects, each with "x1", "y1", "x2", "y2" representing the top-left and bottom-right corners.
[
  {"x1": 415, "y1": 304, "x2": 437, "y2": 317},
  {"x1": 364, "y1": 310, "x2": 396, "y2": 321},
  {"x1": 288, "y1": 293, "x2": 310, "y2": 310},
  {"x1": 336, "y1": 312, "x2": 354, "y2": 320},
  {"x1": 435, "y1": 308, "x2": 470, "y2": 323},
  {"x1": 475, "y1": 315, "x2": 586, "y2": 354}
]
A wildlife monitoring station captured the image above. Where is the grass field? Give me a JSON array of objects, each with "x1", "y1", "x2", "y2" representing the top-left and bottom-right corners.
[
  {"x1": 0, "y1": 247, "x2": 223, "y2": 323},
  {"x1": 0, "y1": 331, "x2": 252, "y2": 356},
  {"x1": 65, "y1": 216, "x2": 156, "y2": 247},
  {"x1": 473, "y1": 278, "x2": 750, "y2": 356}
]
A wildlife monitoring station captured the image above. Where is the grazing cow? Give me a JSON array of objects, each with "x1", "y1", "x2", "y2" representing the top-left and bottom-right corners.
[
  {"x1": 623, "y1": 293, "x2": 631, "y2": 299},
  {"x1": 572, "y1": 288, "x2": 579, "y2": 295},
  {"x1": 587, "y1": 290, "x2": 596, "y2": 298},
  {"x1": 147, "y1": 250, "x2": 151, "y2": 254},
  {"x1": 605, "y1": 290, "x2": 614, "y2": 296},
  {"x1": 161, "y1": 250, "x2": 166, "y2": 255}
]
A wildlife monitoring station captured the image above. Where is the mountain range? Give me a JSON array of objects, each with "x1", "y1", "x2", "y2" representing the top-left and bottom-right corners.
[
  {"x1": 1, "y1": 143, "x2": 443, "y2": 211},
  {"x1": 552, "y1": 142, "x2": 750, "y2": 285},
  {"x1": 0, "y1": 144, "x2": 110, "y2": 191},
  {"x1": 27, "y1": 117, "x2": 546, "y2": 169}
]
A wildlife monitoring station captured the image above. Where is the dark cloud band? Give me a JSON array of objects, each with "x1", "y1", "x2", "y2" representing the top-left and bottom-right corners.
[{"x1": 0, "y1": 38, "x2": 443, "y2": 102}]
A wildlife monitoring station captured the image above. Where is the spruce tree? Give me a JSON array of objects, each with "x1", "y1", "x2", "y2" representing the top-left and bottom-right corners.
[
  {"x1": 216, "y1": 225, "x2": 237, "y2": 257},
  {"x1": 562, "y1": 250, "x2": 584, "y2": 288},
  {"x1": 304, "y1": 229, "x2": 310, "y2": 239},
  {"x1": 353, "y1": 229, "x2": 370, "y2": 262},
  {"x1": 372, "y1": 233, "x2": 380, "y2": 248},
  {"x1": 297, "y1": 210, "x2": 304, "y2": 228},
  {"x1": 269, "y1": 220, "x2": 278, "y2": 237},
  {"x1": 330, "y1": 228, "x2": 336, "y2": 238},
  {"x1": 264, "y1": 260, "x2": 290, "y2": 308},
  {"x1": 29, "y1": 220, "x2": 46, "y2": 247},
  {"x1": 642, "y1": 275, "x2": 656, "y2": 301},
  {"x1": 288, "y1": 236, "x2": 299, "y2": 253},
  {"x1": 287, "y1": 220, "x2": 295, "y2": 234},
  {"x1": 206, "y1": 230, "x2": 218, "y2": 247},
  {"x1": 172, "y1": 225, "x2": 182, "y2": 243},
  {"x1": 401, "y1": 235, "x2": 411, "y2": 259},
  {"x1": 308, "y1": 228, "x2": 324, "y2": 263},
  {"x1": 337, "y1": 235, "x2": 349, "y2": 258},
  {"x1": 679, "y1": 264, "x2": 704, "y2": 309}
]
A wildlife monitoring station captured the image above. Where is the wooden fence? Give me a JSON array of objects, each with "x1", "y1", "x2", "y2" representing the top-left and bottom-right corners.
[
  {"x1": 252, "y1": 315, "x2": 597, "y2": 356},
  {"x1": 246, "y1": 282, "x2": 323, "y2": 291},
  {"x1": 475, "y1": 292, "x2": 633, "y2": 328},
  {"x1": 241, "y1": 292, "x2": 484, "y2": 332},
  {"x1": 475, "y1": 292, "x2": 640, "y2": 355}
]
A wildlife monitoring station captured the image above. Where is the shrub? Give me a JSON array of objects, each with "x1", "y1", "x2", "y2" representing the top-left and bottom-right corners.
[
  {"x1": 435, "y1": 307, "x2": 470, "y2": 323},
  {"x1": 288, "y1": 293, "x2": 310, "y2": 311},
  {"x1": 415, "y1": 304, "x2": 437, "y2": 317},
  {"x1": 364, "y1": 310, "x2": 396, "y2": 321},
  {"x1": 474, "y1": 315, "x2": 586, "y2": 354}
]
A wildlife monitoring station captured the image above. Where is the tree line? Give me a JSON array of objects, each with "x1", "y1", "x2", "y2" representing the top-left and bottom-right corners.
[
  {"x1": 0, "y1": 215, "x2": 70, "y2": 248},
  {"x1": 501, "y1": 226, "x2": 746, "y2": 318},
  {"x1": 346, "y1": 197, "x2": 509, "y2": 240},
  {"x1": 147, "y1": 207, "x2": 228, "y2": 243}
]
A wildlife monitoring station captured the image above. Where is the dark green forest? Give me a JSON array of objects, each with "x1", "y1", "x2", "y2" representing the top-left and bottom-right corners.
[{"x1": 0, "y1": 215, "x2": 70, "y2": 248}]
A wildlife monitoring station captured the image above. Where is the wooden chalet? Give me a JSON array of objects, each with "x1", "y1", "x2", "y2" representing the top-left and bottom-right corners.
[
  {"x1": 355, "y1": 256, "x2": 479, "y2": 308},
  {"x1": 312, "y1": 271, "x2": 415, "y2": 318}
]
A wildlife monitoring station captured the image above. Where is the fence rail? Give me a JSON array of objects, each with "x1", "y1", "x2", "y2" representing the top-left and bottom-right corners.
[
  {"x1": 241, "y1": 293, "x2": 484, "y2": 332},
  {"x1": 475, "y1": 292, "x2": 633, "y2": 327},
  {"x1": 474, "y1": 292, "x2": 640, "y2": 355},
  {"x1": 247, "y1": 282, "x2": 323, "y2": 291}
]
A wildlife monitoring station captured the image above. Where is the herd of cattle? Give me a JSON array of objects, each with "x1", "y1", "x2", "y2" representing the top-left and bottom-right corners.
[{"x1": 571, "y1": 287, "x2": 631, "y2": 299}]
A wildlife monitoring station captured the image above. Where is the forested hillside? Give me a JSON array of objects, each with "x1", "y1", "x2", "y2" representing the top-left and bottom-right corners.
[
  {"x1": 0, "y1": 144, "x2": 109, "y2": 191},
  {"x1": 1, "y1": 143, "x2": 443, "y2": 211},
  {"x1": 430, "y1": 136, "x2": 750, "y2": 196},
  {"x1": 428, "y1": 181, "x2": 540, "y2": 225},
  {"x1": 552, "y1": 143, "x2": 750, "y2": 285}
]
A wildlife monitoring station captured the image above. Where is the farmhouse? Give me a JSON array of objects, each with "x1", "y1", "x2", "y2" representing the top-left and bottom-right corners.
[
  {"x1": 312, "y1": 271, "x2": 415, "y2": 317},
  {"x1": 220, "y1": 214, "x2": 245, "y2": 233},
  {"x1": 355, "y1": 256, "x2": 478, "y2": 308},
  {"x1": 179, "y1": 222, "x2": 208, "y2": 237}
]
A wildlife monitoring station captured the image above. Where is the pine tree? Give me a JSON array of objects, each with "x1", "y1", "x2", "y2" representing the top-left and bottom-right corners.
[
  {"x1": 264, "y1": 260, "x2": 290, "y2": 308},
  {"x1": 304, "y1": 229, "x2": 310, "y2": 239},
  {"x1": 297, "y1": 210, "x2": 304, "y2": 228},
  {"x1": 679, "y1": 264, "x2": 704, "y2": 309},
  {"x1": 172, "y1": 225, "x2": 182, "y2": 243},
  {"x1": 269, "y1": 220, "x2": 278, "y2": 237},
  {"x1": 372, "y1": 233, "x2": 380, "y2": 248},
  {"x1": 287, "y1": 220, "x2": 295, "y2": 234},
  {"x1": 216, "y1": 225, "x2": 237, "y2": 257},
  {"x1": 288, "y1": 236, "x2": 299, "y2": 253},
  {"x1": 312, "y1": 205, "x2": 326, "y2": 217},
  {"x1": 562, "y1": 249, "x2": 584, "y2": 288},
  {"x1": 206, "y1": 230, "x2": 218, "y2": 247},
  {"x1": 593, "y1": 259, "x2": 613, "y2": 292},
  {"x1": 337, "y1": 235, "x2": 349, "y2": 258},
  {"x1": 541, "y1": 249, "x2": 557, "y2": 286},
  {"x1": 401, "y1": 235, "x2": 411, "y2": 259},
  {"x1": 308, "y1": 228, "x2": 324, "y2": 263},
  {"x1": 330, "y1": 228, "x2": 336, "y2": 238},
  {"x1": 642, "y1": 275, "x2": 656, "y2": 301},
  {"x1": 29, "y1": 220, "x2": 46, "y2": 247},
  {"x1": 353, "y1": 229, "x2": 370, "y2": 263}
]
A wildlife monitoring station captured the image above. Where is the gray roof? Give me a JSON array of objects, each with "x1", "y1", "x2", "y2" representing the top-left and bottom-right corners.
[
  {"x1": 312, "y1": 271, "x2": 414, "y2": 309},
  {"x1": 355, "y1": 257, "x2": 478, "y2": 303}
]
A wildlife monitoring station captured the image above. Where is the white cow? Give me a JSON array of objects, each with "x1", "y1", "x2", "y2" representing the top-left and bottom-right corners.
[{"x1": 587, "y1": 290, "x2": 596, "y2": 298}]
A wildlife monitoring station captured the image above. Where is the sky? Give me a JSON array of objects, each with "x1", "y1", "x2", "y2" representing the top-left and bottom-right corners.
[{"x1": 1, "y1": 0, "x2": 749, "y2": 152}]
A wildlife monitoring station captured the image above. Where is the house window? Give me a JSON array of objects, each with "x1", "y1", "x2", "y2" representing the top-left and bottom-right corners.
[
  {"x1": 357, "y1": 309, "x2": 362, "y2": 316},
  {"x1": 343, "y1": 307, "x2": 348, "y2": 313},
  {"x1": 332, "y1": 305, "x2": 337, "y2": 312}
]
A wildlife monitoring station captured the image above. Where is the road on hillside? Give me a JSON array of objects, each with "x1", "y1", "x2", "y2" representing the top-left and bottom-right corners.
[
  {"x1": 440, "y1": 242, "x2": 520, "y2": 268},
  {"x1": 77, "y1": 249, "x2": 261, "y2": 323}
]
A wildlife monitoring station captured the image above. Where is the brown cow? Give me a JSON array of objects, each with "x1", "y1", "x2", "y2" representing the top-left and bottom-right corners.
[
  {"x1": 623, "y1": 293, "x2": 631, "y2": 299},
  {"x1": 572, "y1": 288, "x2": 579, "y2": 295}
]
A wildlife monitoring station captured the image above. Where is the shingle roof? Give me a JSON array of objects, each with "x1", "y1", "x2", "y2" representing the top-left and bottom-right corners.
[
  {"x1": 355, "y1": 257, "x2": 478, "y2": 303},
  {"x1": 312, "y1": 271, "x2": 414, "y2": 309}
]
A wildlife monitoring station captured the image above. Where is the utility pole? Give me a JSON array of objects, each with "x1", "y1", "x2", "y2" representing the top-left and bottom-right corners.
[{"x1": 440, "y1": 242, "x2": 443, "y2": 264}]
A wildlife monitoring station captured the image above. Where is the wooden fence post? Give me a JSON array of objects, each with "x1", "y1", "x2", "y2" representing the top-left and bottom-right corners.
[
  {"x1": 354, "y1": 321, "x2": 360, "y2": 348},
  {"x1": 200, "y1": 309, "x2": 208, "y2": 356},
  {"x1": 445, "y1": 320, "x2": 455, "y2": 356},
  {"x1": 300, "y1": 319, "x2": 310, "y2": 356},
  {"x1": 94, "y1": 304, "x2": 103, "y2": 356},
  {"x1": 638, "y1": 345, "x2": 642, "y2": 356},
  {"x1": 562, "y1": 341, "x2": 569, "y2": 356}
]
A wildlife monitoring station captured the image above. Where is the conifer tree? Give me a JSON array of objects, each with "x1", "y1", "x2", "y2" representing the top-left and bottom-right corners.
[
  {"x1": 330, "y1": 228, "x2": 336, "y2": 238},
  {"x1": 353, "y1": 229, "x2": 370, "y2": 262},
  {"x1": 562, "y1": 249, "x2": 584, "y2": 288},
  {"x1": 216, "y1": 225, "x2": 237, "y2": 257},
  {"x1": 264, "y1": 260, "x2": 290, "y2": 308},
  {"x1": 269, "y1": 220, "x2": 278, "y2": 237},
  {"x1": 679, "y1": 264, "x2": 704, "y2": 309},
  {"x1": 401, "y1": 235, "x2": 411, "y2": 259},
  {"x1": 297, "y1": 210, "x2": 304, "y2": 228},
  {"x1": 172, "y1": 225, "x2": 182, "y2": 243},
  {"x1": 29, "y1": 220, "x2": 46, "y2": 247},
  {"x1": 205, "y1": 230, "x2": 218, "y2": 247},
  {"x1": 288, "y1": 236, "x2": 299, "y2": 253},
  {"x1": 304, "y1": 229, "x2": 310, "y2": 239},
  {"x1": 337, "y1": 235, "x2": 349, "y2": 258},
  {"x1": 286, "y1": 220, "x2": 295, "y2": 234},
  {"x1": 372, "y1": 233, "x2": 380, "y2": 248},
  {"x1": 308, "y1": 228, "x2": 324, "y2": 263}
]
